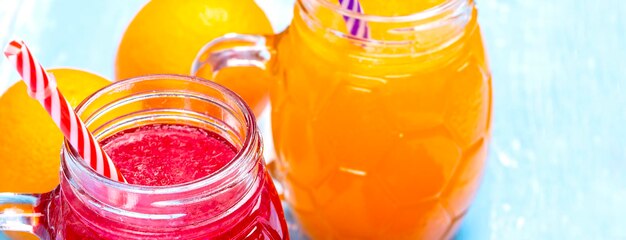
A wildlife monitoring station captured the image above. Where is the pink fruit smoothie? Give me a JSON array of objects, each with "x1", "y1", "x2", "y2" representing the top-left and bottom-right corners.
[
  {"x1": 36, "y1": 123, "x2": 288, "y2": 239},
  {"x1": 102, "y1": 124, "x2": 238, "y2": 186}
]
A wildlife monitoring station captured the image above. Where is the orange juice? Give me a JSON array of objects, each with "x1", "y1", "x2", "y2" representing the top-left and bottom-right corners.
[
  {"x1": 191, "y1": 0, "x2": 492, "y2": 238},
  {"x1": 270, "y1": 0, "x2": 492, "y2": 238}
]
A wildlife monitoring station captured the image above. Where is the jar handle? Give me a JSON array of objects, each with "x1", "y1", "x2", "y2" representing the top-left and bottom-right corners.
[
  {"x1": 191, "y1": 33, "x2": 276, "y2": 77},
  {"x1": 191, "y1": 33, "x2": 286, "y2": 198},
  {"x1": 191, "y1": 33, "x2": 278, "y2": 116},
  {"x1": 0, "y1": 193, "x2": 44, "y2": 238}
]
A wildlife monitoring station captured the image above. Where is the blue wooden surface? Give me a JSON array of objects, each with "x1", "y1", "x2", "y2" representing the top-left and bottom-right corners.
[{"x1": 1, "y1": 0, "x2": 625, "y2": 239}]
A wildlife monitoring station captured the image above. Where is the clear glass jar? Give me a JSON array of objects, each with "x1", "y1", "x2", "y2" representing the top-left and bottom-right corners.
[
  {"x1": 192, "y1": 0, "x2": 491, "y2": 238},
  {"x1": 0, "y1": 75, "x2": 288, "y2": 239}
]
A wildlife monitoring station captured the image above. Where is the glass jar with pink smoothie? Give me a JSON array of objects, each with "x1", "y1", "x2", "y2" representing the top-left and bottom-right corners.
[{"x1": 0, "y1": 75, "x2": 289, "y2": 239}]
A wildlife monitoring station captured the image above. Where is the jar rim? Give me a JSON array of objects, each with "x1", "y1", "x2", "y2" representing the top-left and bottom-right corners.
[
  {"x1": 303, "y1": 0, "x2": 468, "y2": 23},
  {"x1": 62, "y1": 74, "x2": 259, "y2": 195},
  {"x1": 296, "y1": 0, "x2": 475, "y2": 56}
]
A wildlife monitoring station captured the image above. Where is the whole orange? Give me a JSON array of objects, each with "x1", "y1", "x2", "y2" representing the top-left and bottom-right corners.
[
  {"x1": 0, "y1": 68, "x2": 111, "y2": 193},
  {"x1": 115, "y1": 0, "x2": 274, "y2": 116}
]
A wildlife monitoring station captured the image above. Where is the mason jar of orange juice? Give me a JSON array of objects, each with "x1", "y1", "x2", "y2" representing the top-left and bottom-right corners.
[{"x1": 193, "y1": 0, "x2": 492, "y2": 238}]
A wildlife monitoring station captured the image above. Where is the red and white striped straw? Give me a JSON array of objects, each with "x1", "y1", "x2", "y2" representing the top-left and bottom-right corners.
[
  {"x1": 339, "y1": 0, "x2": 370, "y2": 38},
  {"x1": 3, "y1": 40, "x2": 126, "y2": 183}
]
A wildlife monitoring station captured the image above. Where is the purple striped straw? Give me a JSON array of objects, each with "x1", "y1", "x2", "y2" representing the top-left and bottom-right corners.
[{"x1": 338, "y1": 0, "x2": 370, "y2": 38}]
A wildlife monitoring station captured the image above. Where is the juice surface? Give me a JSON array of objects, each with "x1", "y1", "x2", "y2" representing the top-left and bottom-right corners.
[
  {"x1": 101, "y1": 124, "x2": 237, "y2": 186},
  {"x1": 37, "y1": 123, "x2": 288, "y2": 240},
  {"x1": 271, "y1": 3, "x2": 491, "y2": 239}
]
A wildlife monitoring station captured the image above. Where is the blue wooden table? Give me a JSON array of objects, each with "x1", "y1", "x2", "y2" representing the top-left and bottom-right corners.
[{"x1": 1, "y1": 0, "x2": 625, "y2": 239}]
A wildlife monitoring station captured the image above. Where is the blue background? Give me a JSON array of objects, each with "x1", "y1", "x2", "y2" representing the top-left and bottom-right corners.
[{"x1": 1, "y1": 0, "x2": 625, "y2": 239}]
